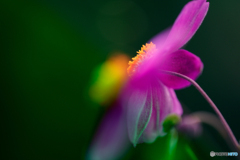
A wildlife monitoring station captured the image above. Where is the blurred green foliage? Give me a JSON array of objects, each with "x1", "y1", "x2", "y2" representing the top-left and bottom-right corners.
[{"x1": 1, "y1": 0, "x2": 240, "y2": 159}]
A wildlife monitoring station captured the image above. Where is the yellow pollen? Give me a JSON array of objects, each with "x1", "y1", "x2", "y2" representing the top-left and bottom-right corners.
[{"x1": 127, "y1": 42, "x2": 157, "y2": 76}]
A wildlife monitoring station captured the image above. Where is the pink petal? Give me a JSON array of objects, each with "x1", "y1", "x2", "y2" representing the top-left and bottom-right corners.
[
  {"x1": 127, "y1": 80, "x2": 182, "y2": 145},
  {"x1": 148, "y1": 27, "x2": 171, "y2": 51},
  {"x1": 135, "y1": 0, "x2": 209, "y2": 83},
  {"x1": 159, "y1": 49, "x2": 203, "y2": 89},
  {"x1": 88, "y1": 104, "x2": 130, "y2": 160},
  {"x1": 140, "y1": 81, "x2": 182, "y2": 143},
  {"x1": 163, "y1": 0, "x2": 209, "y2": 52},
  {"x1": 127, "y1": 86, "x2": 152, "y2": 146}
]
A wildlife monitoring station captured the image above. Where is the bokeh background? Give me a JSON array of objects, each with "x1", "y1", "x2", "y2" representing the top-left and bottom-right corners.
[{"x1": 1, "y1": 0, "x2": 240, "y2": 159}]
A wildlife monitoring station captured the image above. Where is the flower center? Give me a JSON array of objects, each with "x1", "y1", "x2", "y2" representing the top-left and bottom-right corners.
[{"x1": 127, "y1": 42, "x2": 157, "y2": 76}]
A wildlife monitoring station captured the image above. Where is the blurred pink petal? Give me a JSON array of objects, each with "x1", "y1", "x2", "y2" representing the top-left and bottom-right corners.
[
  {"x1": 149, "y1": 28, "x2": 171, "y2": 51},
  {"x1": 177, "y1": 115, "x2": 202, "y2": 137},
  {"x1": 88, "y1": 103, "x2": 130, "y2": 160},
  {"x1": 126, "y1": 85, "x2": 151, "y2": 146},
  {"x1": 159, "y1": 49, "x2": 203, "y2": 89}
]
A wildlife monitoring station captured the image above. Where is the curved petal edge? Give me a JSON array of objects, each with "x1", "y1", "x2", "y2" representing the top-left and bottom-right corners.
[{"x1": 163, "y1": 0, "x2": 209, "y2": 52}]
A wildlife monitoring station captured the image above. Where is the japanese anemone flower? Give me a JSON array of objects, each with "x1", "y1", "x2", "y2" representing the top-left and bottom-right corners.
[
  {"x1": 88, "y1": 0, "x2": 209, "y2": 159},
  {"x1": 125, "y1": 0, "x2": 209, "y2": 146}
]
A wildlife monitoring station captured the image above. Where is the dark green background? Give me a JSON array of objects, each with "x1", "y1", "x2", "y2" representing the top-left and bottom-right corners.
[{"x1": 1, "y1": 0, "x2": 239, "y2": 159}]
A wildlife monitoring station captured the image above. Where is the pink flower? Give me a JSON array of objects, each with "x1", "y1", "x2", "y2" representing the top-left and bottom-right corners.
[
  {"x1": 125, "y1": 0, "x2": 209, "y2": 146},
  {"x1": 88, "y1": 0, "x2": 209, "y2": 159}
]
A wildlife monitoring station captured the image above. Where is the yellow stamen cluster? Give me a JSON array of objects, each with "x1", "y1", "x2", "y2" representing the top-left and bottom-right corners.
[{"x1": 127, "y1": 42, "x2": 157, "y2": 76}]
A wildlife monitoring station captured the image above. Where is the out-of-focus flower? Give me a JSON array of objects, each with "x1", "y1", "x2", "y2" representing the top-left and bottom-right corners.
[
  {"x1": 124, "y1": 0, "x2": 209, "y2": 146},
  {"x1": 178, "y1": 112, "x2": 227, "y2": 138},
  {"x1": 177, "y1": 115, "x2": 202, "y2": 137},
  {"x1": 88, "y1": 53, "x2": 131, "y2": 160},
  {"x1": 89, "y1": 53, "x2": 129, "y2": 106}
]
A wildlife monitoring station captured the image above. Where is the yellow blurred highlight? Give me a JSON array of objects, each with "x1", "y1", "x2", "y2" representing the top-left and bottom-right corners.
[{"x1": 89, "y1": 53, "x2": 130, "y2": 106}]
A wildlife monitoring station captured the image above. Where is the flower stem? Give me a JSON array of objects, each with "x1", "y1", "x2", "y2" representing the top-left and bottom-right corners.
[{"x1": 162, "y1": 70, "x2": 240, "y2": 151}]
